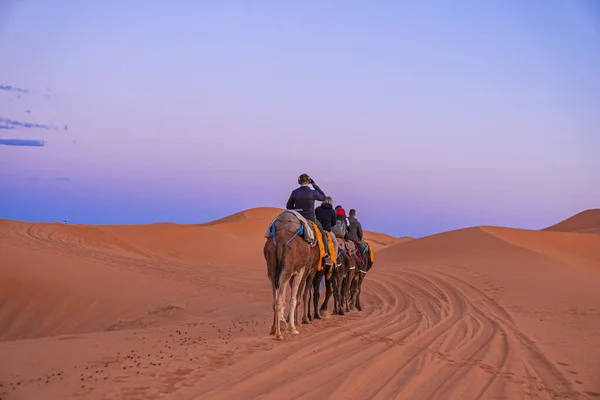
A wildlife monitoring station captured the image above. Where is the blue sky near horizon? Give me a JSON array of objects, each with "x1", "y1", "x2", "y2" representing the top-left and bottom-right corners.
[{"x1": 1, "y1": 0, "x2": 599, "y2": 238}]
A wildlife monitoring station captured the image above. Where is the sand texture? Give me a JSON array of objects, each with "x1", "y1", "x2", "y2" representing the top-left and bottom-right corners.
[{"x1": 1, "y1": 207, "x2": 599, "y2": 399}]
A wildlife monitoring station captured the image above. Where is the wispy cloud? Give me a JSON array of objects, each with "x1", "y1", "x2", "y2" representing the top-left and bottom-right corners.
[
  {"x1": 0, "y1": 84, "x2": 29, "y2": 94},
  {"x1": 1, "y1": 85, "x2": 72, "y2": 140},
  {"x1": 0, "y1": 139, "x2": 45, "y2": 147},
  {"x1": 0, "y1": 117, "x2": 52, "y2": 130},
  {"x1": 55, "y1": 177, "x2": 70, "y2": 182}
]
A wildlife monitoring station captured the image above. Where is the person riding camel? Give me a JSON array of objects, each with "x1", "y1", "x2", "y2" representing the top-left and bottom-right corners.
[
  {"x1": 344, "y1": 208, "x2": 366, "y2": 263},
  {"x1": 332, "y1": 205, "x2": 350, "y2": 237},
  {"x1": 286, "y1": 174, "x2": 333, "y2": 266},
  {"x1": 316, "y1": 196, "x2": 337, "y2": 290},
  {"x1": 316, "y1": 197, "x2": 336, "y2": 233}
]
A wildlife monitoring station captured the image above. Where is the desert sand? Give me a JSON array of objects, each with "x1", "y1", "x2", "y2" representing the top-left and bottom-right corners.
[{"x1": 1, "y1": 207, "x2": 599, "y2": 399}]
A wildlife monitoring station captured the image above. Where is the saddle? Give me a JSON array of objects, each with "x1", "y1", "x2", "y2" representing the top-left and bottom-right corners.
[
  {"x1": 264, "y1": 210, "x2": 327, "y2": 266},
  {"x1": 343, "y1": 240, "x2": 358, "y2": 256},
  {"x1": 349, "y1": 240, "x2": 374, "y2": 264},
  {"x1": 352, "y1": 241, "x2": 363, "y2": 262},
  {"x1": 321, "y1": 231, "x2": 338, "y2": 275}
]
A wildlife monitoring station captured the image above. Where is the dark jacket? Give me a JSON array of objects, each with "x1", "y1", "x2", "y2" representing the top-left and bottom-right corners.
[
  {"x1": 345, "y1": 215, "x2": 363, "y2": 243},
  {"x1": 315, "y1": 202, "x2": 336, "y2": 231},
  {"x1": 285, "y1": 183, "x2": 326, "y2": 222}
]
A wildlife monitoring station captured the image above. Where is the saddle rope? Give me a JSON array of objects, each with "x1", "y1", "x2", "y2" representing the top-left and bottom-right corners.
[{"x1": 269, "y1": 221, "x2": 314, "y2": 247}]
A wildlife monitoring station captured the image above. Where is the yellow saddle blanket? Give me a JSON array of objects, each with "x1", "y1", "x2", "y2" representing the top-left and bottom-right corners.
[
  {"x1": 307, "y1": 221, "x2": 327, "y2": 270},
  {"x1": 365, "y1": 242, "x2": 375, "y2": 263},
  {"x1": 324, "y1": 232, "x2": 337, "y2": 278}
]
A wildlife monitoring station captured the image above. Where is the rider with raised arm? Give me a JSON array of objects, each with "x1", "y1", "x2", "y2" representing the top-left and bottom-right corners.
[{"x1": 286, "y1": 174, "x2": 333, "y2": 266}]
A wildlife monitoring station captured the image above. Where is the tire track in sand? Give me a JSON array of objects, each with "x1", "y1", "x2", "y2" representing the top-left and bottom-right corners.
[{"x1": 167, "y1": 267, "x2": 587, "y2": 400}]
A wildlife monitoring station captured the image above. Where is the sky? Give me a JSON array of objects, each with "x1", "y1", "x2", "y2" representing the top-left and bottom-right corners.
[{"x1": 1, "y1": 0, "x2": 599, "y2": 238}]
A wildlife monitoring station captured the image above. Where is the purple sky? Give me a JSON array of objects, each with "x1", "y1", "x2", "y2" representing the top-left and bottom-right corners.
[{"x1": 1, "y1": 1, "x2": 599, "y2": 238}]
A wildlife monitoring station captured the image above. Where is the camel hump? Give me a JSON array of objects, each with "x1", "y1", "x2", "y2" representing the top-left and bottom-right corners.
[
  {"x1": 264, "y1": 210, "x2": 316, "y2": 243},
  {"x1": 274, "y1": 213, "x2": 303, "y2": 234}
]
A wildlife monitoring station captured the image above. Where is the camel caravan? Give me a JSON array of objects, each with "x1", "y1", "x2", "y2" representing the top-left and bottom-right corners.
[{"x1": 263, "y1": 174, "x2": 375, "y2": 340}]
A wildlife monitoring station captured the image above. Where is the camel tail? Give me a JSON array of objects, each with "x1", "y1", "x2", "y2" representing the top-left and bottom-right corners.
[{"x1": 274, "y1": 239, "x2": 287, "y2": 290}]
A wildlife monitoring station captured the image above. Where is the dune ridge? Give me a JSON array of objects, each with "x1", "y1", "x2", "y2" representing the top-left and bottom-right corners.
[
  {"x1": 1, "y1": 208, "x2": 599, "y2": 399},
  {"x1": 542, "y1": 208, "x2": 600, "y2": 234}
]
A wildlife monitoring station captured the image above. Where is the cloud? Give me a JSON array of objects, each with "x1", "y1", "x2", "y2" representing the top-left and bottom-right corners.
[
  {"x1": 55, "y1": 177, "x2": 70, "y2": 182},
  {"x1": 0, "y1": 84, "x2": 29, "y2": 94},
  {"x1": 0, "y1": 117, "x2": 52, "y2": 130},
  {"x1": 0, "y1": 139, "x2": 45, "y2": 147},
  {"x1": 0, "y1": 124, "x2": 15, "y2": 129}
]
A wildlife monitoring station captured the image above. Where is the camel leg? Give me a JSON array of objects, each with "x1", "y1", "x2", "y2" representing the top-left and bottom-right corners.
[
  {"x1": 270, "y1": 282, "x2": 277, "y2": 335},
  {"x1": 338, "y1": 273, "x2": 348, "y2": 315},
  {"x1": 273, "y1": 278, "x2": 290, "y2": 340},
  {"x1": 349, "y1": 273, "x2": 358, "y2": 311},
  {"x1": 337, "y1": 275, "x2": 344, "y2": 315},
  {"x1": 330, "y1": 275, "x2": 338, "y2": 315},
  {"x1": 340, "y1": 270, "x2": 352, "y2": 315},
  {"x1": 333, "y1": 274, "x2": 341, "y2": 315},
  {"x1": 295, "y1": 272, "x2": 307, "y2": 327},
  {"x1": 320, "y1": 276, "x2": 333, "y2": 314},
  {"x1": 312, "y1": 270, "x2": 323, "y2": 320},
  {"x1": 356, "y1": 273, "x2": 365, "y2": 311},
  {"x1": 286, "y1": 275, "x2": 294, "y2": 323},
  {"x1": 305, "y1": 276, "x2": 312, "y2": 323},
  {"x1": 280, "y1": 283, "x2": 288, "y2": 323},
  {"x1": 286, "y1": 268, "x2": 304, "y2": 335},
  {"x1": 346, "y1": 269, "x2": 356, "y2": 312},
  {"x1": 297, "y1": 271, "x2": 307, "y2": 325},
  {"x1": 302, "y1": 271, "x2": 315, "y2": 324},
  {"x1": 342, "y1": 275, "x2": 349, "y2": 315},
  {"x1": 307, "y1": 284, "x2": 313, "y2": 322}
]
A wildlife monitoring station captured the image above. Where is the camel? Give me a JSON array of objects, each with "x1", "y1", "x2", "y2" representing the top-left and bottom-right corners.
[
  {"x1": 349, "y1": 242, "x2": 374, "y2": 311},
  {"x1": 264, "y1": 211, "x2": 320, "y2": 340},
  {"x1": 300, "y1": 268, "x2": 318, "y2": 323},
  {"x1": 318, "y1": 239, "x2": 361, "y2": 315},
  {"x1": 303, "y1": 233, "x2": 341, "y2": 321},
  {"x1": 283, "y1": 243, "x2": 328, "y2": 327},
  {"x1": 305, "y1": 252, "x2": 339, "y2": 321},
  {"x1": 342, "y1": 242, "x2": 362, "y2": 313},
  {"x1": 283, "y1": 254, "x2": 322, "y2": 326},
  {"x1": 319, "y1": 246, "x2": 352, "y2": 316}
]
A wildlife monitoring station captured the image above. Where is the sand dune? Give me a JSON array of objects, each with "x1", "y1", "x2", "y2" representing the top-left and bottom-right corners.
[
  {"x1": 542, "y1": 209, "x2": 600, "y2": 234},
  {"x1": 1, "y1": 209, "x2": 599, "y2": 399},
  {"x1": 199, "y1": 206, "x2": 411, "y2": 250}
]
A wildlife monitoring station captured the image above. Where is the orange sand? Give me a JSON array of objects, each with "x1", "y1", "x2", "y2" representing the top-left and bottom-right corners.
[{"x1": 0, "y1": 208, "x2": 599, "y2": 399}]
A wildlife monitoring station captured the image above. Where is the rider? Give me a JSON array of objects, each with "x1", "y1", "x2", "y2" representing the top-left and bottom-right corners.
[
  {"x1": 345, "y1": 208, "x2": 366, "y2": 263},
  {"x1": 286, "y1": 174, "x2": 333, "y2": 266},
  {"x1": 316, "y1": 196, "x2": 336, "y2": 233},
  {"x1": 332, "y1": 205, "x2": 349, "y2": 237}
]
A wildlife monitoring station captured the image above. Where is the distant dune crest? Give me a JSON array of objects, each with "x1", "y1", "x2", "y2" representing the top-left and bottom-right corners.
[{"x1": 541, "y1": 208, "x2": 600, "y2": 234}]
